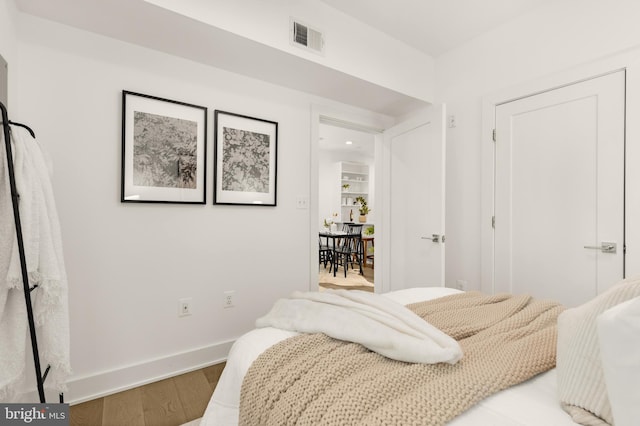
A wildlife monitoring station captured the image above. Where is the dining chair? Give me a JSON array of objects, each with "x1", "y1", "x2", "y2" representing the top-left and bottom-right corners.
[
  {"x1": 333, "y1": 232, "x2": 363, "y2": 277},
  {"x1": 319, "y1": 234, "x2": 333, "y2": 269},
  {"x1": 342, "y1": 223, "x2": 363, "y2": 234}
]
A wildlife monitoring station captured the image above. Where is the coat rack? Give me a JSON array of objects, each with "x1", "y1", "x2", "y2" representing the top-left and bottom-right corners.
[{"x1": 1, "y1": 100, "x2": 63, "y2": 403}]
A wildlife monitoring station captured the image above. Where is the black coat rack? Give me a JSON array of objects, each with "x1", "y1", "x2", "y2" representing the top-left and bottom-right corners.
[{"x1": 0, "y1": 100, "x2": 63, "y2": 404}]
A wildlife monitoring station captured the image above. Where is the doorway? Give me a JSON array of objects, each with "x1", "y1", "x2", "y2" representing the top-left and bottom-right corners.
[
  {"x1": 492, "y1": 70, "x2": 625, "y2": 306},
  {"x1": 317, "y1": 122, "x2": 378, "y2": 292},
  {"x1": 310, "y1": 104, "x2": 447, "y2": 294}
]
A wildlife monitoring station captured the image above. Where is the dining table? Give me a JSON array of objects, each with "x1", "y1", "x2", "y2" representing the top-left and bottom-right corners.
[
  {"x1": 362, "y1": 236, "x2": 374, "y2": 268},
  {"x1": 319, "y1": 230, "x2": 363, "y2": 277}
]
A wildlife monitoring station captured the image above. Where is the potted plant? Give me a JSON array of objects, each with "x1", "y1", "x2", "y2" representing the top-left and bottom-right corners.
[{"x1": 355, "y1": 196, "x2": 370, "y2": 223}]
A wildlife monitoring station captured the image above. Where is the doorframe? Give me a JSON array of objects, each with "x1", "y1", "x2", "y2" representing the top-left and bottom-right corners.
[
  {"x1": 481, "y1": 51, "x2": 640, "y2": 294},
  {"x1": 309, "y1": 104, "x2": 393, "y2": 293}
]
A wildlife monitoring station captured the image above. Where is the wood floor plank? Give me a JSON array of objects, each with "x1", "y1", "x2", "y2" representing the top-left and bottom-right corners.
[
  {"x1": 173, "y1": 370, "x2": 214, "y2": 420},
  {"x1": 70, "y1": 365, "x2": 226, "y2": 426},
  {"x1": 140, "y1": 377, "x2": 187, "y2": 426},
  {"x1": 70, "y1": 397, "x2": 104, "y2": 426},
  {"x1": 102, "y1": 388, "x2": 145, "y2": 426},
  {"x1": 203, "y1": 362, "x2": 226, "y2": 388}
]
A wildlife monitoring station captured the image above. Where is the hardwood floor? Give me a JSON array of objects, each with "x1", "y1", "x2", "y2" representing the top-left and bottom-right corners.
[
  {"x1": 318, "y1": 264, "x2": 374, "y2": 292},
  {"x1": 361, "y1": 265, "x2": 374, "y2": 283},
  {"x1": 70, "y1": 363, "x2": 225, "y2": 426}
]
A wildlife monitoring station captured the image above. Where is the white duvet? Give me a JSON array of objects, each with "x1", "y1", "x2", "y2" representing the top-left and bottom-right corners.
[{"x1": 201, "y1": 287, "x2": 579, "y2": 426}]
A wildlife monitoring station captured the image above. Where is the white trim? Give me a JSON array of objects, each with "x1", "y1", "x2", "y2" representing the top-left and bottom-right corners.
[
  {"x1": 57, "y1": 339, "x2": 234, "y2": 405},
  {"x1": 373, "y1": 132, "x2": 384, "y2": 293},
  {"x1": 481, "y1": 47, "x2": 640, "y2": 294},
  {"x1": 379, "y1": 126, "x2": 391, "y2": 294},
  {"x1": 310, "y1": 105, "x2": 321, "y2": 291},
  {"x1": 481, "y1": 97, "x2": 496, "y2": 295},
  {"x1": 319, "y1": 115, "x2": 384, "y2": 134}
]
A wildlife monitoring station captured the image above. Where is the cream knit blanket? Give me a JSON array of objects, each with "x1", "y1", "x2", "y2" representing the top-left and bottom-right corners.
[{"x1": 239, "y1": 292, "x2": 564, "y2": 426}]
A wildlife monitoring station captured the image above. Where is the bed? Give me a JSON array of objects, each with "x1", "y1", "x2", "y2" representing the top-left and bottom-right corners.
[{"x1": 199, "y1": 284, "x2": 640, "y2": 426}]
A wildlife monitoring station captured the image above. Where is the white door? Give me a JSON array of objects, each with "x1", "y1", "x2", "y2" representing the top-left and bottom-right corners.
[
  {"x1": 385, "y1": 104, "x2": 446, "y2": 291},
  {"x1": 494, "y1": 71, "x2": 625, "y2": 307}
]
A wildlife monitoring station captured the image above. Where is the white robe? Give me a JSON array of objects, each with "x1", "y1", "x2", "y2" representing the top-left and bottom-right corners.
[{"x1": 0, "y1": 126, "x2": 71, "y2": 401}]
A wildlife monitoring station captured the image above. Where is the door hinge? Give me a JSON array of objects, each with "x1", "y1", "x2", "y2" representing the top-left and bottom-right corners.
[
  {"x1": 492, "y1": 129, "x2": 496, "y2": 142},
  {"x1": 492, "y1": 216, "x2": 495, "y2": 228}
]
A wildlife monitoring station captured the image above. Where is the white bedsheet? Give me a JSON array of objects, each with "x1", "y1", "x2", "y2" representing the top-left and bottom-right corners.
[{"x1": 201, "y1": 287, "x2": 578, "y2": 426}]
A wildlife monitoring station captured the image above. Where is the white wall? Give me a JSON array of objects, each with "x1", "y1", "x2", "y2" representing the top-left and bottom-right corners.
[
  {"x1": 437, "y1": 0, "x2": 640, "y2": 290},
  {"x1": 0, "y1": 0, "x2": 17, "y2": 107},
  {"x1": 318, "y1": 151, "x2": 340, "y2": 226},
  {"x1": 9, "y1": 10, "x2": 391, "y2": 403}
]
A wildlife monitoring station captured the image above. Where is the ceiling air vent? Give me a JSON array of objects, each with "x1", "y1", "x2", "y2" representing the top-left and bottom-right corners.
[{"x1": 290, "y1": 18, "x2": 324, "y2": 54}]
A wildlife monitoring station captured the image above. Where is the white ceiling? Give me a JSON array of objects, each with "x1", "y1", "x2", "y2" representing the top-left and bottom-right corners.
[
  {"x1": 319, "y1": 123, "x2": 375, "y2": 157},
  {"x1": 317, "y1": 0, "x2": 556, "y2": 151},
  {"x1": 319, "y1": 0, "x2": 557, "y2": 57}
]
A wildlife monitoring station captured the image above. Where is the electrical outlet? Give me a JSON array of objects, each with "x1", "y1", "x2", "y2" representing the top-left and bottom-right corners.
[
  {"x1": 224, "y1": 290, "x2": 235, "y2": 308},
  {"x1": 179, "y1": 298, "x2": 192, "y2": 317},
  {"x1": 455, "y1": 280, "x2": 468, "y2": 291},
  {"x1": 296, "y1": 196, "x2": 309, "y2": 209}
]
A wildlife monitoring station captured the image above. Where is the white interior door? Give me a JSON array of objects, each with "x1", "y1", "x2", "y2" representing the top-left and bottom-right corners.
[
  {"x1": 494, "y1": 71, "x2": 625, "y2": 307},
  {"x1": 385, "y1": 104, "x2": 446, "y2": 290}
]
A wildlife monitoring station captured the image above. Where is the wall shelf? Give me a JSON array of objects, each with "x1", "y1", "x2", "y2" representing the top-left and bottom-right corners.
[{"x1": 340, "y1": 161, "x2": 369, "y2": 222}]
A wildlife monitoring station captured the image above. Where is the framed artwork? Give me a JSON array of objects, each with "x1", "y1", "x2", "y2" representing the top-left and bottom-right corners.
[
  {"x1": 121, "y1": 90, "x2": 207, "y2": 203},
  {"x1": 214, "y1": 110, "x2": 278, "y2": 206}
]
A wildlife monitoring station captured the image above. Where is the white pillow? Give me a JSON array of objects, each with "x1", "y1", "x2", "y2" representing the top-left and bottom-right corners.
[
  {"x1": 556, "y1": 277, "x2": 640, "y2": 425},
  {"x1": 597, "y1": 296, "x2": 640, "y2": 426}
]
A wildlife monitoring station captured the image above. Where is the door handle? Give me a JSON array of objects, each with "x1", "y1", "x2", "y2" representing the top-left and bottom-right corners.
[
  {"x1": 421, "y1": 234, "x2": 444, "y2": 243},
  {"x1": 583, "y1": 242, "x2": 616, "y2": 253}
]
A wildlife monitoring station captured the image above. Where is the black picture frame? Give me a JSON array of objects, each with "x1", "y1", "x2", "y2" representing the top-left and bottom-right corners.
[
  {"x1": 121, "y1": 91, "x2": 207, "y2": 204},
  {"x1": 214, "y1": 110, "x2": 278, "y2": 206}
]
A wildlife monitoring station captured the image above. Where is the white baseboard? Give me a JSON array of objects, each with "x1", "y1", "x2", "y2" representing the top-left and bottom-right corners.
[{"x1": 59, "y1": 339, "x2": 235, "y2": 405}]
